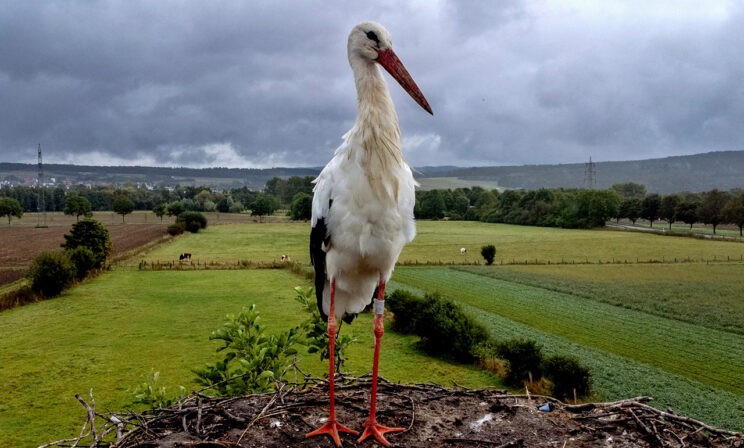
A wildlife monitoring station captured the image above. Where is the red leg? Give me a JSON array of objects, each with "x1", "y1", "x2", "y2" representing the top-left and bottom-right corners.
[
  {"x1": 358, "y1": 278, "x2": 405, "y2": 446},
  {"x1": 306, "y1": 278, "x2": 358, "y2": 446}
]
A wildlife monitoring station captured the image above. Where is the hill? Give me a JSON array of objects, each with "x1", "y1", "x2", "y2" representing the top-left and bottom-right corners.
[
  {"x1": 2, "y1": 150, "x2": 743, "y2": 193},
  {"x1": 420, "y1": 150, "x2": 744, "y2": 193}
]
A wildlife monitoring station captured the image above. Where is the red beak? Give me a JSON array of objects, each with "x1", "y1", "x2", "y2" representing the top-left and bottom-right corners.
[{"x1": 376, "y1": 48, "x2": 433, "y2": 115}]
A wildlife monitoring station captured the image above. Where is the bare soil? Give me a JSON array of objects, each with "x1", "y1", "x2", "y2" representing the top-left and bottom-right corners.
[
  {"x1": 76, "y1": 377, "x2": 742, "y2": 448},
  {"x1": 0, "y1": 222, "x2": 169, "y2": 286}
]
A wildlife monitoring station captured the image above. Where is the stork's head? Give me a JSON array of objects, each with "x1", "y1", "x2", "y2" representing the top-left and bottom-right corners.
[{"x1": 349, "y1": 22, "x2": 433, "y2": 115}]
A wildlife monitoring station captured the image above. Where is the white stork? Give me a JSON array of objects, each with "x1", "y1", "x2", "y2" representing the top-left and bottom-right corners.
[{"x1": 306, "y1": 22, "x2": 432, "y2": 447}]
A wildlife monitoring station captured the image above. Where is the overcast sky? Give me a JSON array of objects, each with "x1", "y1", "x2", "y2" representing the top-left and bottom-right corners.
[{"x1": 1, "y1": 1, "x2": 742, "y2": 169}]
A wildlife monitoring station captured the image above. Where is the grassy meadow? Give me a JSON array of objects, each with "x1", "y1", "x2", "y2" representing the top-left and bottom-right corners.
[
  {"x1": 2, "y1": 219, "x2": 744, "y2": 445},
  {"x1": 0, "y1": 265, "x2": 494, "y2": 446}
]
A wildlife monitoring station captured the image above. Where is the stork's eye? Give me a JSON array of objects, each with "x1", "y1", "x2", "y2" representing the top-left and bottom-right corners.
[{"x1": 366, "y1": 31, "x2": 380, "y2": 46}]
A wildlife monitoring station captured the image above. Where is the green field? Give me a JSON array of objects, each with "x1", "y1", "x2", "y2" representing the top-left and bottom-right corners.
[
  {"x1": 133, "y1": 220, "x2": 744, "y2": 267},
  {"x1": 390, "y1": 267, "x2": 744, "y2": 429},
  {"x1": 0, "y1": 269, "x2": 495, "y2": 446},
  {"x1": 2, "y1": 220, "x2": 744, "y2": 445}
]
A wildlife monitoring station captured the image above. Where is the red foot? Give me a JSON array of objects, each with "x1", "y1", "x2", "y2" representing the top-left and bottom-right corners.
[
  {"x1": 306, "y1": 419, "x2": 359, "y2": 447},
  {"x1": 357, "y1": 419, "x2": 405, "y2": 446}
]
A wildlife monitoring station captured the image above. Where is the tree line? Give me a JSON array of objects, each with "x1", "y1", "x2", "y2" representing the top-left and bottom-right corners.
[
  {"x1": 414, "y1": 182, "x2": 744, "y2": 235},
  {"x1": 3, "y1": 179, "x2": 744, "y2": 235},
  {"x1": 0, "y1": 176, "x2": 316, "y2": 223}
]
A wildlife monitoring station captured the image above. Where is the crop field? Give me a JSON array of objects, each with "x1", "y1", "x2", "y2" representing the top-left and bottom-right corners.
[
  {"x1": 390, "y1": 267, "x2": 744, "y2": 430},
  {"x1": 1, "y1": 219, "x2": 744, "y2": 445}
]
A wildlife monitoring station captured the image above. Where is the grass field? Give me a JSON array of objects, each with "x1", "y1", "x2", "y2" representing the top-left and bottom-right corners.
[
  {"x1": 0, "y1": 268, "x2": 496, "y2": 447},
  {"x1": 134, "y1": 220, "x2": 744, "y2": 267},
  {"x1": 2, "y1": 220, "x2": 744, "y2": 445}
]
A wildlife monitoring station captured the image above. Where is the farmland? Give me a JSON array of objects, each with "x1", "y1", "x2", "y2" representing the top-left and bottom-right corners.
[{"x1": 1, "y1": 219, "x2": 744, "y2": 445}]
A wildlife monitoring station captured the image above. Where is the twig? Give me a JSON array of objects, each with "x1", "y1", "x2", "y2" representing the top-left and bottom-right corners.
[{"x1": 75, "y1": 391, "x2": 98, "y2": 443}]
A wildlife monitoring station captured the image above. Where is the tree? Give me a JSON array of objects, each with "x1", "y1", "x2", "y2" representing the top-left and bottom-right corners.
[
  {"x1": 481, "y1": 244, "x2": 496, "y2": 265},
  {"x1": 675, "y1": 199, "x2": 699, "y2": 229},
  {"x1": 176, "y1": 211, "x2": 208, "y2": 233},
  {"x1": 697, "y1": 189, "x2": 730, "y2": 234},
  {"x1": 61, "y1": 219, "x2": 112, "y2": 269},
  {"x1": 574, "y1": 190, "x2": 619, "y2": 228},
  {"x1": 166, "y1": 201, "x2": 186, "y2": 217},
  {"x1": 290, "y1": 192, "x2": 313, "y2": 221},
  {"x1": 415, "y1": 190, "x2": 446, "y2": 219},
  {"x1": 113, "y1": 195, "x2": 134, "y2": 223},
  {"x1": 0, "y1": 197, "x2": 23, "y2": 225},
  {"x1": 659, "y1": 194, "x2": 679, "y2": 230},
  {"x1": 641, "y1": 194, "x2": 661, "y2": 227},
  {"x1": 618, "y1": 198, "x2": 642, "y2": 224},
  {"x1": 611, "y1": 182, "x2": 646, "y2": 200},
  {"x1": 723, "y1": 192, "x2": 744, "y2": 236},
  {"x1": 152, "y1": 203, "x2": 167, "y2": 222},
  {"x1": 63, "y1": 195, "x2": 92, "y2": 222},
  {"x1": 251, "y1": 194, "x2": 279, "y2": 221}
]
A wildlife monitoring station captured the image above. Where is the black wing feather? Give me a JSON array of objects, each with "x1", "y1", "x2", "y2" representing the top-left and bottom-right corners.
[{"x1": 310, "y1": 201, "x2": 331, "y2": 322}]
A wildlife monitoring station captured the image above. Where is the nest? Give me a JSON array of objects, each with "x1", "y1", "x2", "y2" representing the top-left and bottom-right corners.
[{"x1": 44, "y1": 375, "x2": 743, "y2": 448}]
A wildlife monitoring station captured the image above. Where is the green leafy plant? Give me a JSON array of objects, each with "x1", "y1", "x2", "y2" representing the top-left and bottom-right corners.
[
  {"x1": 27, "y1": 251, "x2": 76, "y2": 297},
  {"x1": 193, "y1": 305, "x2": 301, "y2": 395},
  {"x1": 497, "y1": 339, "x2": 544, "y2": 387},
  {"x1": 388, "y1": 289, "x2": 490, "y2": 363},
  {"x1": 167, "y1": 223, "x2": 185, "y2": 236},
  {"x1": 543, "y1": 355, "x2": 592, "y2": 400},
  {"x1": 68, "y1": 246, "x2": 97, "y2": 280},
  {"x1": 131, "y1": 371, "x2": 186, "y2": 409},
  {"x1": 387, "y1": 289, "x2": 426, "y2": 334},
  {"x1": 177, "y1": 211, "x2": 208, "y2": 233},
  {"x1": 294, "y1": 286, "x2": 356, "y2": 373}
]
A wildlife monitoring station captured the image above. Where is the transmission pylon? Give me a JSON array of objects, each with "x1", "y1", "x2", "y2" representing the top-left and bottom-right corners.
[
  {"x1": 36, "y1": 144, "x2": 47, "y2": 227},
  {"x1": 584, "y1": 156, "x2": 597, "y2": 189}
]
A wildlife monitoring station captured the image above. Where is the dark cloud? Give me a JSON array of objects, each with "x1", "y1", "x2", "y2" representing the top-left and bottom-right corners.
[{"x1": 0, "y1": 1, "x2": 741, "y2": 168}]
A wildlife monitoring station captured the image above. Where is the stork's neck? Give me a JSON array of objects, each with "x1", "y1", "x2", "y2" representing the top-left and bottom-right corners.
[{"x1": 349, "y1": 57, "x2": 403, "y2": 165}]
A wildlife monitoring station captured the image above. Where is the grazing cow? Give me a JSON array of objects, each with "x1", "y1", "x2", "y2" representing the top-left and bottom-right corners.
[
  {"x1": 281, "y1": 254, "x2": 291, "y2": 262},
  {"x1": 179, "y1": 253, "x2": 192, "y2": 261},
  {"x1": 460, "y1": 247, "x2": 467, "y2": 255}
]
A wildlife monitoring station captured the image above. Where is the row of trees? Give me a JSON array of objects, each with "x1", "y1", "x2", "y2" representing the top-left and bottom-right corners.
[
  {"x1": 415, "y1": 183, "x2": 744, "y2": 234},
  {"x1": 0, "y1": 176, "x2": 316, "y2": 223},
  {"x1": 4, "y1": 179, "x2": 744, "y2": 233}
]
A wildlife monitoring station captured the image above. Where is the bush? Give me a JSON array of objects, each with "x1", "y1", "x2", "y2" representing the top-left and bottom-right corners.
[
  {"x1": 294, "y1": 286, "x2": 356, "y2": 373},
  {"x1": 193, "y1": 305, "x2": 301, "y2": 395},
  {"x1": 27, "y1": 251, "x2": 76, "y2": 297},
  {"x1": 414, "y1": 292, "x2": 490, "y2": 363},
  {"x1": 497, "y1": 339, "x2": 544, "y2": 386},
  {"x1": 61, "y1": 219, "x2": 111, "y2": 269},
  {"x1": 543, "y1": 355, "x2": 592, "y2": 400},
  {"x1": 68, "y1": 246, "x2": 97, "y2": 280},
  {"x1": 387, "y1": 289, "x2": 426, "y2": 334},
  {"x1": 481, "y1": 244, "x2": 496, "y2": 265},
  {"x1": 177, "y1": 211, "x2": 207, "y2": 233},
  {"x1": 167, "y1": 223, "x2": 186, "y2": 236}
]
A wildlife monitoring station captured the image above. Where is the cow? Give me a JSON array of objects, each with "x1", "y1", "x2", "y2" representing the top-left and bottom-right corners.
[
  {"x1": 179, "y1": 253, "x2": 192, "y2": 261},
  {"x1": 460, "y1": 247, "x2": 467, "y2": 255}
]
